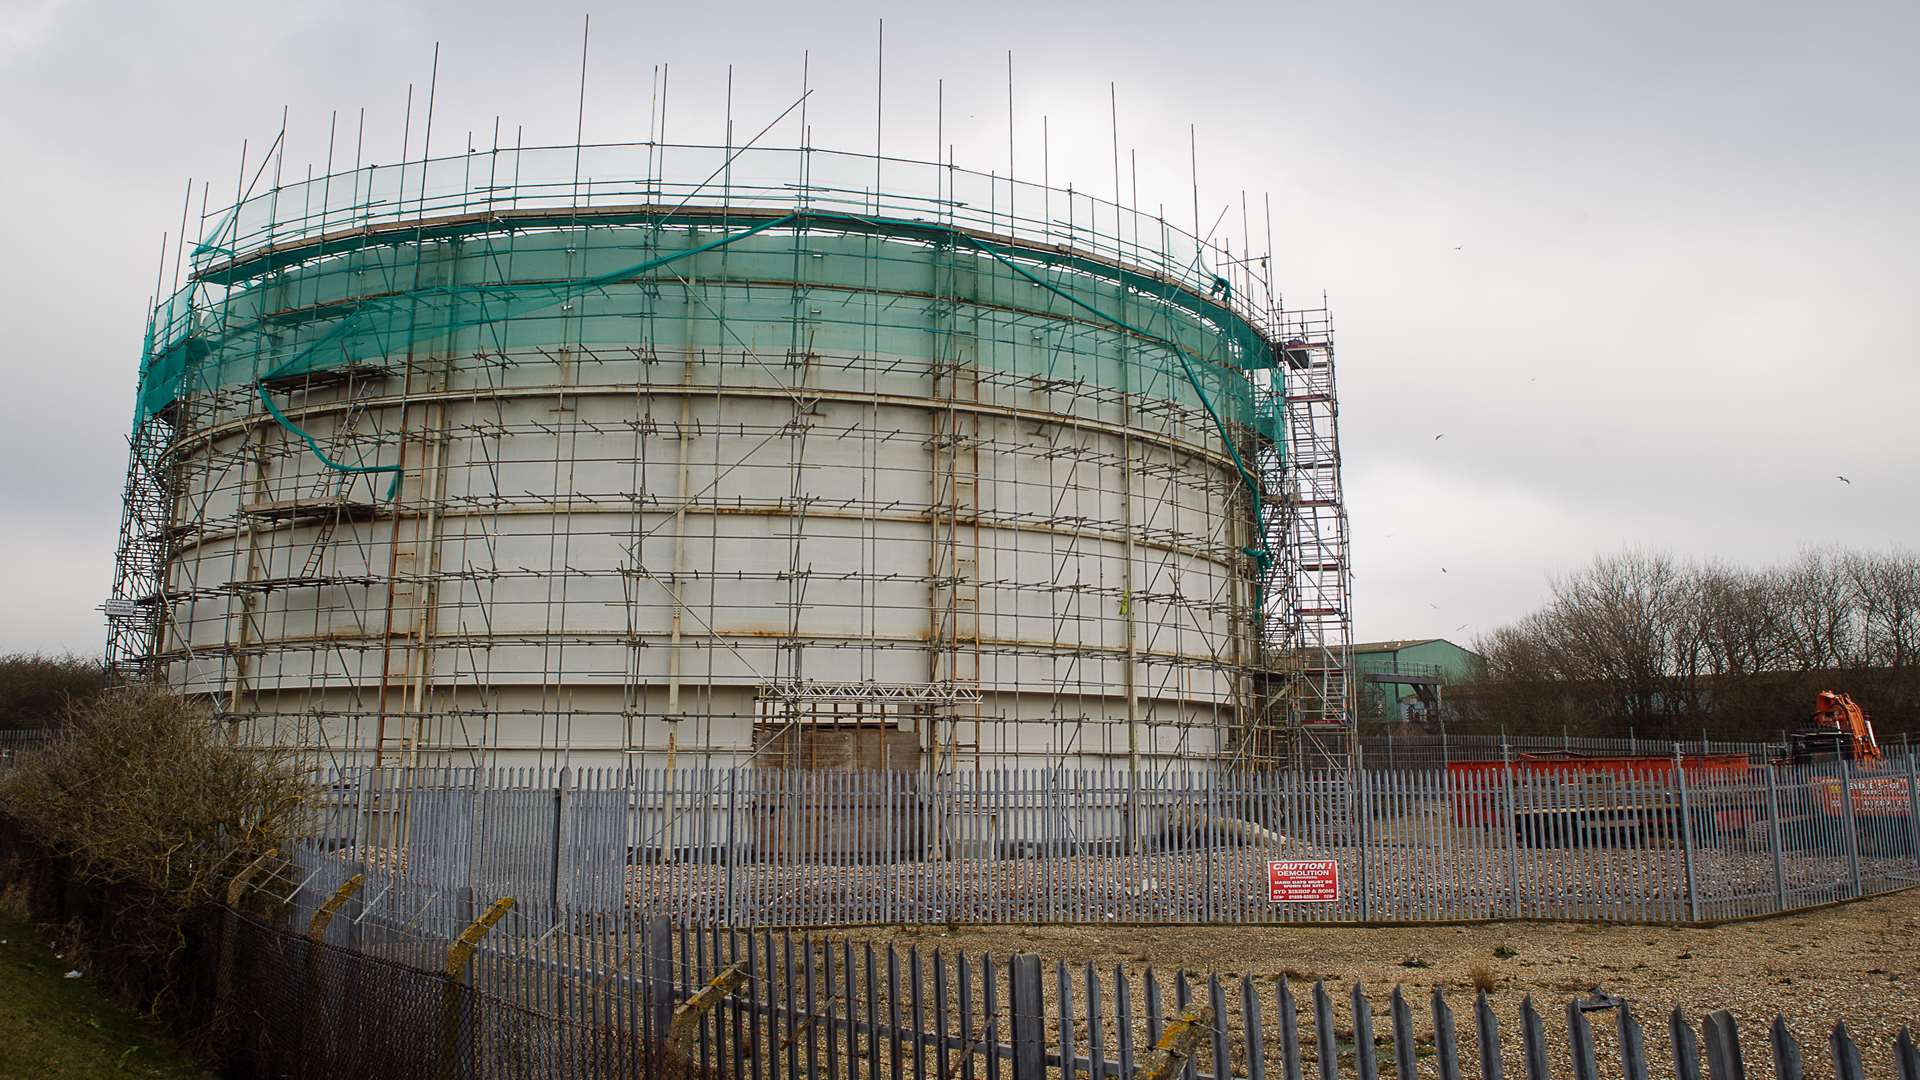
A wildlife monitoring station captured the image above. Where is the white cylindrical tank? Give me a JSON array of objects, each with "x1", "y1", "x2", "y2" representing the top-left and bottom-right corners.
[{"x1": 134, "y1": 150, "x2": 1282, "y2": 777}]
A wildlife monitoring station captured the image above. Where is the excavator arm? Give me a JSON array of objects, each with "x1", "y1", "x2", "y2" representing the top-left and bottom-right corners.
[{"x1": 1813, "y1": 691, "x2": 1882, "y2": 762}]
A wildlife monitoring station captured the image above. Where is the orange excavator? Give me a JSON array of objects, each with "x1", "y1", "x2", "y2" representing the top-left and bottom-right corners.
[
  {"x1": 1779, "y1": 691, "x2": 1882, "y2": 766},
  {"x1": 1766, "y1": 692, "x2": 1909, "y2": 852}
]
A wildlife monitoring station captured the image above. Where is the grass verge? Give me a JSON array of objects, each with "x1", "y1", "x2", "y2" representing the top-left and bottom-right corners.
[{"x1": 0, "y1": 909, "x2": 211, "y2": 1079}]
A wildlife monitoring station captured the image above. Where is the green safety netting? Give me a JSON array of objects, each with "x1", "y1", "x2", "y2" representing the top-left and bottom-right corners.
[{"x1": 137, "y1": 208, "x2": 1285, "y2": 561}]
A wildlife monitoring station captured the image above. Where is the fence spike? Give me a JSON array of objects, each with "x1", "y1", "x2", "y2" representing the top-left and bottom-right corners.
[
  {"x1": 1564, "y1": 998, "x2": 1597, "y2": 1080},
  {"x1": 1315, "y1": 981, "x2": 1339, "y2": 1080},
  {"x1": 1474, "y1": 991, "x2": 1503, "y2": 1080},
  {"x1": 1671, "y1": 1009, "x2": 1702, "y2": 1080},
  {"x1": 1831, "y1": 1021, "x2": 1865, "y2": 1080},
  {"x1": 1703, "y1": 1012, "x2": 1746, "y2": 1080},
  {"x1": 959, "y1": 950, "x2": 976, "y2": 1080},
  {"x1": 1089, "y1": 965, "x2": 1108, "y2": 1080},
  {"x1": 1892, "y1": 1028, "x2": 1919, "y2": 1080},
  {"x1": 1351, "y1": 983, "x2": 1377, "y2": 1080},
  {"x1": 1518, "y1": 996, "x2": 1549, "y2": 1080},
  {"x1": 1432, "y1": 989, "x2": 1461, "y2": 1080},
  {"x1": 1616, "y1": 1003, "x2": 1648, "y2": 1080},
  {"x1": 1146, "y1": 967, "x2": 1164, "y2": 1050},
  {"x1": 1770, "y1": 1016, "x2": 1804, "y2": 1080},
  {"x1": 932, "y1": 951, "x2": 951, "y2": 1080},
  {"x1": 1211, "y1": 976, "x2": 1232, "y2": 1080},
  {"x1": 1243, "y1": 976, "x2": 1267, "y2": 1080},
  {"x1": 1060, "y1": 960, "x2": 1079, "y2": 1080},
  {"x1": 1279, "y1": 978, "x2": 1304, "y2": 1080},
  {"x1": 1390, "y1": 987, "x2": 1417, "y2": 1080},
  {"x1": 1178, "y1": 971, "x2": 1198, "y2": 1080}
]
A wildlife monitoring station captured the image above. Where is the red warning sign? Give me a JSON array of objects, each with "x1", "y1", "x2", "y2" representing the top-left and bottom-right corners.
[{"x1": 1267, "y1": 859, "x2": 1340, "y2": 903}]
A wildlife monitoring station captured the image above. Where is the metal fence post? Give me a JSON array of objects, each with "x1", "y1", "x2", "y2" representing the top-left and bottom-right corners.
[
  {"x1": 550, "y1": 767, "x2": 569, "y2": 915},
  {"x1": 724, "y1": 769, "x2": 738, "y2": 925},
  {"x1": 1674, "y1": 747, "x2": 1700, "y2": 923},
  {"x1": 1836, "y1": 756, "x2": 1862, "y2": 898},
  {"x1": 1501, "y1": 743, "x2": 1522, "y2": 918},
  {"x1": 215, "y1": 848, "x2": 279, "y2": 1016},
  {"x1": 1903, "y1": 749, "x2": 1920, "y2": 876},
  {"x1": 438, "y1": 896, "x2": 514, "y2": 1080},
  {"x1": 1356, "y1": 769, "x2": 1372, "y2": 922},
  {"x1": 1202, "y1": 772, "x2": 1217, "y2": 923},
  {"x1": 301, "y1": 873, "x2": 365, "y2": 1070},
  {"x1": 1009, "y1": 954, "x2": 1046, "y2": 1080},
  {"x1": 646, "y1": 916, "x2": 676, "y2": 1045},
  {"x1": 1764, "y1": 765, "x2": 1787, "y2": 913}
]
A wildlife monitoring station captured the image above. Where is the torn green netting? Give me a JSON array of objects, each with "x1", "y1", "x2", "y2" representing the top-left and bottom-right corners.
[
  {"x1": 138, "y1": 209, "x2": 1281, "y2": 532},
  {"x1": 954, "y1": 228, "x2": 1277, "y2": 572}
]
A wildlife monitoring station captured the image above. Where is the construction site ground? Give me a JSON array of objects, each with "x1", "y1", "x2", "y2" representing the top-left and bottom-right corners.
[{"x1": 864, "y1": 886, "x2": 1920, "y2": 1077}]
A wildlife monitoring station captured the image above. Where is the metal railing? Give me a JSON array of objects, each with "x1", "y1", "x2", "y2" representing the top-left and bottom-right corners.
[
  {"x1": 0, "y1": 728, "x2": 62, "y2": 771},
  {"x1": 1355, "y1": 659, "x2": 1448, "y2": 678},
  {"x1": 9, "y1": 802, "x2": 1919, "y2": 1080},
  {"x1": 288, "y1": 755, "x2": 1920, "y2": 930},
  {"x1": 244, "y1": 897, "x2": 1920, "y2": 1080}
]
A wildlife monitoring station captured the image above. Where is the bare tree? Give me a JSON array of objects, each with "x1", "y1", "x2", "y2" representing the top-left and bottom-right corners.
[{"x1": 1461, "y1": 547, "x2": 1919, "y2": 741}]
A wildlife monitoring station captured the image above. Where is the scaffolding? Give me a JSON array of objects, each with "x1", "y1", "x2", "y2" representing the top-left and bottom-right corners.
[
  {"x1": 1273, "y1": 309, "x2": 1356, "y2": 767},
  {"x1": 103, "y1": 135, "x2": 1351, "y2": 775}
]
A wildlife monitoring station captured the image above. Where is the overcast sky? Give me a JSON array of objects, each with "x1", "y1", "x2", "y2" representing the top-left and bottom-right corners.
[{"x1": 1, "y1": 0, "x2": 1914, "y2": 657}]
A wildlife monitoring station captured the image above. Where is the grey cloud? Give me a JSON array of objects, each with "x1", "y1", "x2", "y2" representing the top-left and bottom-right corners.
[{"x1": 0, "y1": 0, "x2": 1913, "y2": 653}]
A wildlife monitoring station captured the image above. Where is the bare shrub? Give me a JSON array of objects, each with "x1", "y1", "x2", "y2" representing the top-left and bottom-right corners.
[
  {"x1": 3, "y1": 686, "x2": 309, "y2": 903},
  {"x1": 0, "y1": 651, "x2": 106, "y2": 730},
  {"x1": 1468, "y1": 963, "x2": 1497, "y2": 994},
  {"x1": 0, "y1": 685, "x2": 311, "y2": 1002}
]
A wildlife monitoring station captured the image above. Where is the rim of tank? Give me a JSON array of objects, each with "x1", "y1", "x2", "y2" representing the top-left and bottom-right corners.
[{"x1": 172, "y1": 139, "x2": 1281, "y2": 347}]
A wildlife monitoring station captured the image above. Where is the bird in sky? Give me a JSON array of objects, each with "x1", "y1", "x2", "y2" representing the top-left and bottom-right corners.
[
  {"x1": 1455, "y1": 623, "x2": 1469, "y2": 631},
  {"x1": 1836, "y1": 475, "x2": 1852, "y2": 484},
  {"x1": 1433, "y1": 433, "x2": 1446, "y2": 441},
  {"x1": 1441, "y1": 567, "x2": 1449, "y2": 574},
  {"x1": 1428, "y1": 603, "x2": 1439, "y2": 610},
  {"x1": 1453, "y1": 245, "x2": 1464, "y2": 251}
]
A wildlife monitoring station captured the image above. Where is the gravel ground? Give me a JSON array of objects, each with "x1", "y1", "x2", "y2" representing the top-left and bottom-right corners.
[
  {"x1": 629, "y1": 847, "x2": 1920, "y2": 927},
  {"x1": 851, "y1": 887, "x2": 1920, "y2": 1080}
]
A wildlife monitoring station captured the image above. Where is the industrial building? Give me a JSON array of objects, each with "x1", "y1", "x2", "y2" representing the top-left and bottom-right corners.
[
  {"x1": 105, "y1": 134, "x2": 1352, "y2": 776},
  {"x1": 1352, "y1": 638, "x2": 1484, "y2": 726}
]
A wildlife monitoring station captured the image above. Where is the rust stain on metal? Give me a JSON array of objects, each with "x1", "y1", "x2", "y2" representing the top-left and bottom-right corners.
[
  {"x1": 1140, "y1": 1003, "x2": 1214, "y2": 1080},
  {"x1": 666, "y1": 963, "x2": 749, "y2": 1074},
  {"x1": 306, "y1": 873, "x2": 364, "y2": 942},
  {"x1": 444, "y1": 896, "x2": 516, "y2": 979}
]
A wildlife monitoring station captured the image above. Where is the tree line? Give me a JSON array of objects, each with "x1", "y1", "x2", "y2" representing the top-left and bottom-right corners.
[
  {"x1": 1456, "y1": 548, "x2": 1920, "y2": 743},
  {"x1": 0, "y1": 652, "x2": 104, "y2": 730}
]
